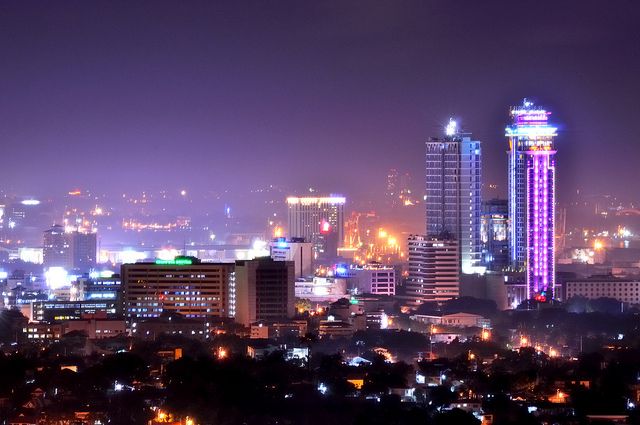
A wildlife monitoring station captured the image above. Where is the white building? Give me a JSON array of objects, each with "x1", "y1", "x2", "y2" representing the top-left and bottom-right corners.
[
  {"x1": 286, "y1": 196, "x2": 345, "y2": 257},
  {"x1": 294, "y1": 276, "x2": 347, "y2": 302},
  {"x1": 565, "y1": 276, "x2": 640, "y2": 304},
  {"x1": 403, "y1": 235, "x2": 460, "y2": 306},
  {"x1": 269, "y1": 237, "x2": 313, "y2": 278}
]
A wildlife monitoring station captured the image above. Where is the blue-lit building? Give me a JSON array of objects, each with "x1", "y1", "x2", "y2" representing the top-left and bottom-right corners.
[
  {"x1": 506, "y1": 99, "x2": 557, "y2": 300},
  {"x1": 425, "y1": 119, "x2": 482, "y2": 274}
]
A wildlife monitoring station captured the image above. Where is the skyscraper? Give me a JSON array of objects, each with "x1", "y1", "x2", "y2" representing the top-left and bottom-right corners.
[
  {"x1": 425, "y1": 119, "x2": 482, "y2": 274},
  {"x1": 71, "y1": 231, "x2": 97, "y2": 273},
  {"x1": 43, "y1": 224, "x2": 73, "y2": 269},
  {"x1": 286, "y1": 196, "x2": 345, "y2": 258},
  {"x1": 506, "y1": 99, "x2": 557, "y2": 300}
]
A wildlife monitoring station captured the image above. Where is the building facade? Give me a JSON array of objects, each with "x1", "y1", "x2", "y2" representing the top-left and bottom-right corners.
[
  {"x1": 43, "y1": 225, "x2": 97, "y2": 272},
  {"x1": 43, "y1": 225, "x2": 73, "y2": 269},
  {"x1": 286, "y1": 196, "x2": 345, "y2": 258},
  {"x1": 404, "y1": 235, "x2": 460, "y2": 306},
  {"x1": 234, "y1": 257, "x2": 295, "y2": 327},
  {"x1": 565, "y1": 276, "x2": 640, "y2": 304},
  {"x1": 481, "y1": 199, "x2": 509, "y2": 271},
  {"x1": 121, "y1": 257, "x2": 234, "y2": 321},
  {"x1": 348, "y1": 263, "x2": 396, "y2": 296},
  {"x1": 506, "y1": 99, "x2": 557, "y2": 299},
  {"x1": 269, "y1": 237, "x2": 313, "y2": 278},
  {"x1": 425, "y1": 120, "x2": 482, "y2": 274}
]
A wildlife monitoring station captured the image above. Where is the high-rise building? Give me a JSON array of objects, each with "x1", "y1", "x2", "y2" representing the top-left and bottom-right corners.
[
  {"x1": 403, "y1": 235, "x2": 460, "y2": 306},
  {"x1": 43, "y1": 225, "x2": 73, "y2": 269},
  {"x1": 481, "y1": 199, "x2": 509, "y2": 271},
  {"x1": 386, "y1": 169, "x2": 399, "y2": 205},
  {"x1": 71, "y1": 231, "x2": 97, "y2": 272},
  {"x1": 121, "y1": 257, "x2": 234, "y2": 321},
  {"x1": 506, "y1": 99, "x2": 557, "y2": 300},
  {"x1": 234, "y1": 257, "x2": 295, "y2": 326},
  {"x1": 286, "y1": 196, "x2": 345, "y2": 258},
  {"x1": 43, "y1": 225, "x2": 97, "y2": 272},
  {"x1": 425, "y1": 119, "x2": 482, "y2": 274},
  {"x1": 269, "y1": 237, "x2": 313, "y2": 278}
]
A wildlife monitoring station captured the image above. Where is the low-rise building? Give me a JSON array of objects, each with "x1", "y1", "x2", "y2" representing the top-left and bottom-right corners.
[
  {"x1": 63, "y1": 317, "x2": 126, "y2": 339},
  {"x1": 565, "y1": 276, "x2": 640, "y2": 304}
]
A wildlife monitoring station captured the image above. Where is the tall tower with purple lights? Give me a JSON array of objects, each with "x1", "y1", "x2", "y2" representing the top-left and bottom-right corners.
[{"x1": 506, "y1": 99, "x2": 557, "y2": 300}]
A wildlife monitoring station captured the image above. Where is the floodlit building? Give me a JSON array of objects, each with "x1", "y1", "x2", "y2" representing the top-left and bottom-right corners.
[
  {"x1": 506, "y1": 99, "x2": 557, "y2": 300},
  {"x1": 286, "y1": 196, "x2": 345, "y2": 258},
  {"x1": 425, "y1": 119, "x2": 482, "y2": 274},
  {"x1": 121, "y1": 257, "x2": 234, "y2": 320}
]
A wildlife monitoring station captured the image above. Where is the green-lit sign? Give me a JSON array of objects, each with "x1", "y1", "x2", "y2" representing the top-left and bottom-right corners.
[{"x1": 155, "y1": 258, "x2": 193, "y2": 266}]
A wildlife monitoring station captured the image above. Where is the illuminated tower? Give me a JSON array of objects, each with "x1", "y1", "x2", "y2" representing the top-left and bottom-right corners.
[
  {"x1": 286, "y1": 195, "x2": 345, "y2": 258},
  {"x1": 506, "y1": 99, "x2": 557, "y2": 299},
  {"x1": 425, "y1": 119, "x2": 482, "y2": 274}
]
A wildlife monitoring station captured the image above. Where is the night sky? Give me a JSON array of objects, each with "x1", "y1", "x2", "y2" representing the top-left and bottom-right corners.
[{"x1": 1, "y1": 1, "x2": 639, "y2": 203}]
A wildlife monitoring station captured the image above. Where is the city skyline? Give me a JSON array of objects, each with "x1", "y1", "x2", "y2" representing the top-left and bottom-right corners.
[{"x1": 1, "y1": 1, "x2": 639, "y2": 204}]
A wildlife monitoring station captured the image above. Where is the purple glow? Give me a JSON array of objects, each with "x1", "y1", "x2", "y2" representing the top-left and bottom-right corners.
[{"x1": 526, "y1": 146, "x2": 556, "y2": 297}]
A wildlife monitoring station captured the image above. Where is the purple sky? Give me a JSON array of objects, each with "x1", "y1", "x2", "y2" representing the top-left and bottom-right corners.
[{"x1": 1, "y1": 1, "x2": 639, "y2": 203}]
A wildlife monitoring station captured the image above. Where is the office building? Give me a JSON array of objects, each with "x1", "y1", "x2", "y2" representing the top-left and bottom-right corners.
[
  {"x1": 506, "y1": 99, "x2": 557, "y2": 299},
  {"x1": 43, "y1": 224, "x2": 73, "y2": 269},
  {"x1": 121, "y1": 257, "x2": 234, "y2": 321},
  {"x1": 481, "y1": 199, "x2": 509, "y2": 271},
  {"x1": 269, "y1": 237, "x2": 313, "y2": 278},
  {"x1": 425, "y1": 119, "x2": 482, "y2": 274},
  {"x1": 347, "y1": 263, "x2": 396, "y2": 296},
  {"x1": 404, "y1": 235, "x2": 460, "y2": 306},
  {"x1": 43, "y1": 225, "x2": 97, "y2": 272},
  {"x1": 286, "y1": 196, "x2": 345, "y2": 258},
  {"x1": 29, "y1": 300, "x2": 118, "y2": 322},
  {"x1": 234, "y1": 257, "x2": 295, "y2": 326},
  {"x1": 565, "y1": 276, "x2": 640, "y2": 305},
  {"x1": 386, "y1": 169, "x2": 399, "y2": 206},
  {"x1": 71, "y1": 231, "x2": 97, "y2": 272}
]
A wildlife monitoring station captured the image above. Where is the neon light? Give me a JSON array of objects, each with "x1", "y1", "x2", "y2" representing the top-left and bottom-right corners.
[
  {"x1": 155, "y1": 258, "x2": 193, "y2": 265},
  {"x1": 507, "y1": 99, "x2": 557, "y2": 300}
]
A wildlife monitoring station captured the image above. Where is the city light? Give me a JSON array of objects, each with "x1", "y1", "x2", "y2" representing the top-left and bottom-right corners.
[
  {"x1": 45, "y1": 267, "x2": 70, "y2": 289},
  {"x1": 155, "y1": 258, "x2": 193, "y2": 266},
  {"x1": 445, "y1": 118, "x2": 457, "y2": 136}
]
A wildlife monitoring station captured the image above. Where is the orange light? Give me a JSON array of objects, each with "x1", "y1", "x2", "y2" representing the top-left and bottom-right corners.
[{"x1": 481, "y1": 330, "x2": 490, "y2": 341}]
